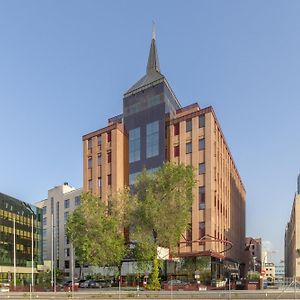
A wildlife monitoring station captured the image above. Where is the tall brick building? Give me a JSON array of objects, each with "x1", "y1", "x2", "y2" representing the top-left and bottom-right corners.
[{"x1": 82, "y1": 33, "x2": 246, "y2": 278}]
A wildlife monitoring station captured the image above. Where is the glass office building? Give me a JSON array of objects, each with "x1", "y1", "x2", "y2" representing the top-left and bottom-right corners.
[{"x1": 0, "y1": 192, "x2": 42, "y2": 283}]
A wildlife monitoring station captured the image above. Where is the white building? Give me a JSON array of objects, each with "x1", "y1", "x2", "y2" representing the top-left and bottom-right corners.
[{"x1": 35, "y1": 183, "x2": 87, "y2": 279}]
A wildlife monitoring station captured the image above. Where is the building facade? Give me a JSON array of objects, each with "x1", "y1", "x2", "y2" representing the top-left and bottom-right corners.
[
  {"x1": 35, "y1": 183, "x2": 84, "y2": 279},
  {"x1": 0, "y1": 192, "x2": 42, "y2": 284},
  {"x1": 285, "y1": 177, "x2": 300, "y2": 278},
  {"x1": 244, "y1": 237, "x2": 262, "y2": 273},
  {"x1": 82, "y1": 33, "x2": 246, "y2": 278}
]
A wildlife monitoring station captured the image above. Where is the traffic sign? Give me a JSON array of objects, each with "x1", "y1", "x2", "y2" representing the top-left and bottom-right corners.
[{"x1": 261, "y1": 270, "x2": 266, "y2": 276}]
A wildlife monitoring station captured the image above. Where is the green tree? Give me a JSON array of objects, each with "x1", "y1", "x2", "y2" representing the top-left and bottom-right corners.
[
  {"x1": 66, "y1": 192, "x2": 126, "y2": 272},
  {"x1": 127, "y1": 162, "x2": 196, "y2": 287}
]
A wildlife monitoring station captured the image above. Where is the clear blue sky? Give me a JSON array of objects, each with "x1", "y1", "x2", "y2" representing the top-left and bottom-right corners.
[{"x1": 1, "y1": 0, "x2": 300, "y2": 264}]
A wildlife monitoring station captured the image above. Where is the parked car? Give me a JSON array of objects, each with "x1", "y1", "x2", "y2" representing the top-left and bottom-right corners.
[
  {"x1": 98, "y1": 279, "x2": 113, "y2": 288},
  {"x1": 89, "y1": 280, "x2": 101, "y2": 288},
  {"x1": 162, "y1": 279, "x2": 190, "y2": 290}
]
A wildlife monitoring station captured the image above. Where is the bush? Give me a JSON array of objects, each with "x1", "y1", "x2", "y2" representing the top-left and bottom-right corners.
[{"x1": 247, "y1": 271, "x2": 260, "y2": 281}]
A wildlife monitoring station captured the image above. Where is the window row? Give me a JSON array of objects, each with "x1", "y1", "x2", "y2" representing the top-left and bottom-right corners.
[
  {"x1": 173, "y1": 138, "x2": 205, "y2": 157},
  {"x1": 87, "y1": 132, "x2": 111, "y2": 149},
  {"x1": 174, "y1": 115, "x2": 205, "y2": 136},
  {"x1": 185, "y1": 222, "x2": 206, "y2": 245},
  {"x1": 88, "y1": 175, "x2": 111, "y2": 191},
  {"x1": 88, "y1": 152, "x2": 111, "y2": 169}
]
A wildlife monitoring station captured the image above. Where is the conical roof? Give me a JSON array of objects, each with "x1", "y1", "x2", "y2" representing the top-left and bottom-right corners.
[{"x1": 125, "y1": 34, "x2": 164, "y2": 96}]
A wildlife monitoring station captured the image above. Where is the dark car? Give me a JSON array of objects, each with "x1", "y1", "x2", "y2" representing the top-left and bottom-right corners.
[{"x1": 98, "y1": 280, "x2": 112, "y2": 288}]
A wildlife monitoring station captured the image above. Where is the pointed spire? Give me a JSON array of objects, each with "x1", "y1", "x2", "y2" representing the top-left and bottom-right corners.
[{"x1": 146, "y1": 23, "x2": 160, "y2": 74}]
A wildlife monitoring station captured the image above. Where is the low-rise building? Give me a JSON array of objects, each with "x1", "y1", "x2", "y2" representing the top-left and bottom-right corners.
[
  {"x1": 0, "y1": 192, "x2": 42, "y2": 284},
  {"x1": 265, "y1": 262, "x2": 276, "y2": 283}
]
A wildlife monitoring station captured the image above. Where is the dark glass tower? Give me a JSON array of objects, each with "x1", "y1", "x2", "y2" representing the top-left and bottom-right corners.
[{"x1": 123, "y1": 33, "x2": 181, "y2": 183}]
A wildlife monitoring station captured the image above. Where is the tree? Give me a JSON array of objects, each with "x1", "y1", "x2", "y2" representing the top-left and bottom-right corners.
[
  {"x1": 126, "y1": 162, "x2": 196, "y2": 287},
  {"x1": 66, "y1": 192, "x2": 126, "y2": 273}
]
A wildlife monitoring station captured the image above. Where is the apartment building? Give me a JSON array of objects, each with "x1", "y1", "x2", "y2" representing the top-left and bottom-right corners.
[
  {"x1": 285, "y1": 175, "x2": 300, "y2": 278},
  {"x1": 244, "y1": 237, "x2": 262, "y2": 273},
  {"x1": 82, "y1": 33, "x2": 246, "y2": 278},
  {"x1": 35, "y1": 183, "x2": 84, "y2": 278}
]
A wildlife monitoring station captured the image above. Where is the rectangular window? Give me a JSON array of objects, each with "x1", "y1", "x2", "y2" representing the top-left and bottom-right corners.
[
  {"x1": 107, "y1": 174, "x2": 111, "y2": 186},
  {"x1": 174, "y1": 145, "x2": 180, "y2": 157},
  {"x1": 64, "y1": 212, "x2": 69, "y2": 223},
  {"x1": 98, "y1": 177, "x2": 102, "y2": 188},
  {"x1": 107, "y1": 131, "x2": 111, "y2": 143},
  {"x1": 186, "y1": 225, "x2": 192, "y2": 246},
  {"x1": 199, "y1": 222, "x2": 205, "y2": 240},
  {"x1": 43, "y1": 228, "x2": 47, "y2": 238},
  {"x1": 107, "y1": 151, "x2": 111, "y2": 163},
  {"x1": 98, "y1": 154, "x2": 102, "y2": 166},
  {"x1": 129, "y1": 172, "x2": 140, "y2": 185},
  {"x1": 186, "y1": 119, "x2": 192, "y2": 132},
  {"x1": 88, "y1": 139, "x2": 93, "y2": 149},
  {"x1": 43, "y1": 217, "x2": 47, "y2": 226},
  {"x1": 199, "y1": 115, "x2": 205, "y2": 128},
  {"x1": 88, "y1": 179, "x2": 93, "y2": 190},
  {"x1": 199, "y1": 138, "x2": 205, "y2": 151},
  {"x1": 64, "y1": 260, "x2": 70, "y2": 269},
  {"x1": 186, "y1": 142, "x2": 192, "y2": 154},
  {"x1": 97, "y1": 135, "x2": 102, "y2": 146},
  {"x1": 75, "y1": 196, "x2": 81, "y2": 206},
  {"x1": 146, "y1": 121, "x2": 159, "y2": 158},
  {"x1": 88, "y1": 158, "x2": 93, "y2": 169},
  {"x1": 129, "y1": 127, "x2": 141, "y2": 163},
  {"x1": 174, "y1": 123, "x2": 180, "y2": 136},
  {"x1": 64, "y1": 235, "x2": 70, "y2": 245},
  {"x1": 64, "y1": 248, "x2": 70, "y2": 257},
  {"x1": 42, "y1": 206, "x2": 47, "y2": 215},
  {"x1": 199, "y1": 163, "x2": 205, "y2": 175},
  {"x1": 64, "y1": 199, "x2": 70, "y2": 209},
  {"x1": 199, "y1": 186, "x2": 205, "y2": 210}
]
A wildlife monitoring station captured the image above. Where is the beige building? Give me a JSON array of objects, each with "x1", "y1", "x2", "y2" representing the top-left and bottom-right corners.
[
  {"x1": 265, "y1": 262, "x2": 276, "y2": 283},
  {"x1": 83, "y1": 33, "x2": 246, "y2": 278},
  {"x1": 285, "y1": 183, "x2": 300, "y2": 278},
  {"x1": 35, "y1": 183, "x2": 85, "y2": 279}
]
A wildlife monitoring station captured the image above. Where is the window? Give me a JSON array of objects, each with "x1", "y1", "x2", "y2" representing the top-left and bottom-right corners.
[
  {"x1": 75, "y1": 196, "x2": 81, "y2": 206},
  {"x1": 146, "y1": 121, "x2": 159, "y2": 158},
  {"x1": 174, "y1": 123, "x2": 180, "y2": 136},
  {"x1": 129, "y1": 172, "x2": 140, "y2": 185},
  {"x1": 43, "y1": 217, "x2": 47, "y2": 226},
  {"x1": 64, "y1": 248, "x2": 70, "y2": 257},
  {"x1": 43, "y1": 228, "x2": 47, "y2": 238},
  {"x1": 64, "y1": 212, "x2": 69, "y2": 223},
  {"x1": 199, "y1": 222, "x2": 205, "y2": 240},
  {"x1": 199, "y1": 138, "x2": 205, "y2": 151},
  {"x1": 199, "y1": 115, "x2": 205, "y2": 128},
  {"x1": 107, "y1": 151, "x2": 111, "y2": 163},
  {"x1": 108, "y1": 174, "x2": 111, "y2": 185},
  {"x1": 42, "y1": 206, "x2": 47, "y2": 215},
  {"x1": 129, "y1": 127, "x2": 140, "y2": 163},
  {"x1": 88, "y1": 139, "x2": 93, "y2": 149},
  {"x1": 97, "y1": 154, "x2": 102, "y2": 166},
  {"x1": 64, "y1": 260, "x2": 70, "y2": 269},
  {"x1": 88, "y1": 158, "x2": 93, "y2": 169},
  {"x1": 97, "y1": 135, "x2": 102, "y2": 146},
  {"x1": 199, "y1": 186, "x2": 205, "y2": 210},
  {"x1": 98, "y1": 177, "x2": 102, "y2": 188},
  {"x1": 186, "y1": 225, "x2": 192, "y2": 246},
  {"x1": 186, "y1": 142, "x2": 192, "y2": 154},
  {"x1": 88, "y1": 179, "x2": 93, "y2": 190},
  {"x1": 107, "y1": 131, "x2": 111, "y2": 143},
  {"x1": 186, "y1": 119, "x2": 192, "y2": 132},
  {"x1": 174, "y1": 145, "x2": 180, "y2": 157},
  {"x1": 64, "y1": 199, "x2": 70, "y2": 209},
  {"x1": 199, "y1": 163, "x2": 205, "y2": 175},
  {"x1": 64, "y1": 235, "x2": 70, "y2": 245}
]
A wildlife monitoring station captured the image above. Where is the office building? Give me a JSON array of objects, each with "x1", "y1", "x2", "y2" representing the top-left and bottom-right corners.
[
  {"x1": 82, "y1": 32, "x2": 246, "y2": 278},
  {"x1": 0, "y1": 192, "x2": 42, "y2": 283},
  {"x1": 35, "y1": 183, "x2": 85, "y2": 278}
]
